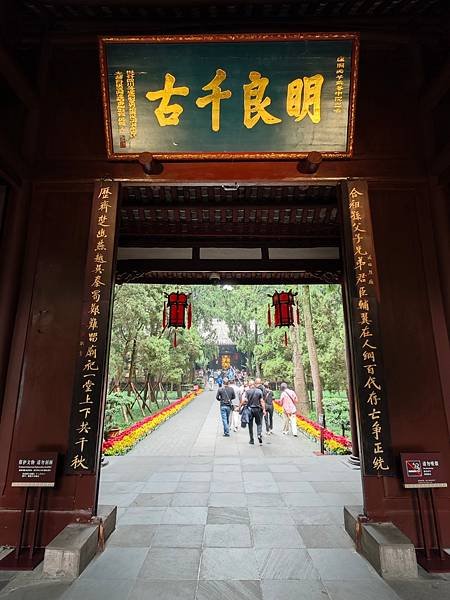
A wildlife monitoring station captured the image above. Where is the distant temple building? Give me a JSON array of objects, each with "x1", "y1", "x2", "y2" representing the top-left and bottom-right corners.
[{"x1": 207, "y1": 320, "x2": 246, "y2": 371}]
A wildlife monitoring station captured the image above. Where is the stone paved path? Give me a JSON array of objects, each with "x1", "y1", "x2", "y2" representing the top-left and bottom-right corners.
[{"x1": 1, "y1": 390, "x2": 449, "y2": 599}]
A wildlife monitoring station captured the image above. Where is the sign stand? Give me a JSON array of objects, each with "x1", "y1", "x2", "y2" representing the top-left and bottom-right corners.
[
  {"x1": 0, "y1": 489, "x2": 45, "y2": 570},
  {"x1": 319, "y1": 413, "x2": 326, "y2": 455},
  {"x1": 0, "y1": 452, "x2": 58, "y2": 571},
  {"x1": 415, "y1": 488, "x2": 450, "y2": 572},
  {"x1": 400, "y1": 452, "x2": 450, "y2": 573}
]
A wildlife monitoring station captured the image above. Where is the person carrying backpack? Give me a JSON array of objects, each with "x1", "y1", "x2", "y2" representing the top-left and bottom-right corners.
[
  {"x1": 216, "y1": 377, "x2": 235, "y2": 437},
  {"x1": 242, "y1": 380, "x2": 266, "y2": 445}
]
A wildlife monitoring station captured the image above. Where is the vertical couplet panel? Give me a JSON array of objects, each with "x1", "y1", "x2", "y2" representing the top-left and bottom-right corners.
[
  {"x1": 340, "y1": 180, "x2": 394, "y2": 479},
  {"x1": 66, "y1": 181, "x2": 119, "y2": 478}
]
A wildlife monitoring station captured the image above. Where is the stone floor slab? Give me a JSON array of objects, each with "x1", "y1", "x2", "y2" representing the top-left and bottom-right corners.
[
  {"x1": 181, "y1": 472, "x2": 212, "y2": 482},
  {"x1": 308, "y1": 549, "x2": 380, "y2": 581},
  {"x1": 152, "y1": 525, "x2": 204, "y2": 548},
  {"x1": 128, "y1": 580, "x2": 197, "y2": 600},
  {"x1": 119, "y1": 507, "x2": 166, "y2": 525},
  {"x1": 283, "y1": 492, "x2": 326, "y2": 507},
  {"x1": 297, "y1": 525, "x2": 354, "y2": 548},
  {"x1": 289, "y1": 507, "x2": 343, "y2": 525},
  {"x1": 207, "y1": 507, "x2": 250, "y2": 525},
  {"x1": 244, "y1": 482, "x2": 279, "y2": 494},
  {"x1": 138, "y1": 548, "x2": 201, "y2": 580},
  {"x1": 261, "y1": 579, "x2": 330, "y2": 600},
  {"x1": 142, "y1": 482, "x2": 179, "y2": 494},
  {"x1": 200, "y1": 548, "x2": 260, "y2": 580},
  {"x1": 132, "y1": 493, "x2": 173, "y2": 507},
  {"x1": 211, "y1": 480, "x2": 245, "y2": 493},
  {"x1": 325, "y1": 579, "x2": 402, "y2": 600},
  {"x1": 256, "y1": 548, "x2": 319, "y2": 580},
  {"x1": 209, "y1": 493, "x2": 247, "y2": 507},
  {"x1": 149, "y1": 472, "x2": 183, "y2": 482},
  {"x1": 162, "y1": 507, "x2": 208, "y2": 525},
  {"x1": 252, "y1": 525, "x2": 305, "y2": 548},
  {"x1": 62, "y1": 577, "x2": 135, "y2": 600},
  {"x1": 197, "y1": 580, "x2": 262, "y2": 600},
  {"x1": 204, "y1": 524, "x2": 252, "y2": 547},
  {"x1": 80, "y1": 547, "x2": 148, "y2": 580},
  {"x1": 176, "y1": 481, "x2": 211, "y2": 493},
  {"x1": 248, "y1": 508, "x2": 294, "y2": 525},
  {"x1": 107, "y1": 525, "x2": 157, "y2": 547},
  {"x1": 171, "y1": 493, "x2": 209, "y2": 506},
  {"x1": 245, "y1": 493, "x2": 284, "y2": 507}
]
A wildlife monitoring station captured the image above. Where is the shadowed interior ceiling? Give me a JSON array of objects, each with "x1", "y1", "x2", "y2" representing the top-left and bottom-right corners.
[
  {"x1": 19, "y1": 0, "x2": 450, "y2": 27},
  {"x1": 116, "y1": 182, "x2": 342, "y2": 285}
]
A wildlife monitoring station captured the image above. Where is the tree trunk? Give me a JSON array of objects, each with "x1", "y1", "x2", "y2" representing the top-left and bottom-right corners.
[
  {"x1": 291, "y1": 323, "x2": 309, "y2": 416},
  {"x1": 301, "y1": 285, "x2": 324, "y2": 417},
  {"x1": 254, "y1": 321, "x2": 261, "y2": 378}
]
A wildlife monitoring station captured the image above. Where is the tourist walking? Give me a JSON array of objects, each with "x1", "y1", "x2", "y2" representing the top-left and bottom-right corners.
[
  {"x1": 263, "y1": 381, "x2": 274, "y2": 434},
  {"x1": 216, "y1": 377, "x2": 235, "y2": 436},
  {"x1": 208, "y1": 374, "x2": 214, "y2": 391},
  {"x1": 280, "y1": 382, "x2": 298, "y2": 436},
  {"x1": 242, "y1": 380, "x2": 266, "y2": 445},
  {"x1": 229, "y1": 378, "x2": 241, "y2": 431}
]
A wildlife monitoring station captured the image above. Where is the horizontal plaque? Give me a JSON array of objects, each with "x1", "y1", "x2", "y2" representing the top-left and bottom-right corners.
[
  {"x1": 99, "y1": 33, "x2": 359, "y2": 160},
  {"x1": 12, "y1": 452, "x2": 58, "y2": 488},
  {"x1": 401, "y1": 452, "x2": 447, "y2": 489}
]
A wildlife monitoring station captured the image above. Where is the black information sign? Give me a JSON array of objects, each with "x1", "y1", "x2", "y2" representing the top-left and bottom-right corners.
[
  {"x1": 401, "y1": 452, "x2": 447, "y2": 489},
  {"x1": 12, "y1": 452, "x2": 58, "y2": 488}
]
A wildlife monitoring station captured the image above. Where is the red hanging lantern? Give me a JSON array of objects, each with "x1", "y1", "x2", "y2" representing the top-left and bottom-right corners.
[
  {"x1": 267, "y1": 290, "x2": 299, "y2": 346},
  {"x1": 162, "y1": 291, "x2": 192, "y2": 346}
]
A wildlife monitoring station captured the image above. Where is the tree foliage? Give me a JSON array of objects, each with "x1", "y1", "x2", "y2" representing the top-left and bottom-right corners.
[{"x1": 107, "y1": 282, "x2": 349, "y2": 430}]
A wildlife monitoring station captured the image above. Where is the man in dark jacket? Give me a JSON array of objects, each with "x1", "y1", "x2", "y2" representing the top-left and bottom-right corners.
[
  {"x1": 216, "y1": 377, "x2": 235, "y2": 437},
  {"x1": 243, "y1": 380, "x2": 266, "y2": 445}
]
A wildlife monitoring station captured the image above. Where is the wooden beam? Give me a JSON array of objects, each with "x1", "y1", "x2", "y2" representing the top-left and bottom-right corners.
[
  {"x1": 116, "y1": 258, "x2": 341, "y2": 273},
  {"x1": 118, "y1": 235, "x2": 340, "y2": 248},
  {"x1": 116, "y1": 272, "x2": 342, "y2": 285}
]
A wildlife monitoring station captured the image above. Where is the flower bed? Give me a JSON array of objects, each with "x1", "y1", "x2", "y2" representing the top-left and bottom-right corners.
[
  {"x1": 273, "y1": 401, "x2": 351, "y2": 455},
  {"x1": 103, "y1": 389, "x2": 202, "y2": 456}
]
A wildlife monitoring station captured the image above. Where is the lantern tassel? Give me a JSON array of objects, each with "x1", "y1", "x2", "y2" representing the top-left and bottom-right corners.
[
  {"x1": 187, "y1": 303, "x2": 192, "y2": 329},
  {"x1": 173, "y1": 331, "x2": 177, "y2": 348},
  {"x1": 284, "y1": 331, "x2": 288, "y2": 347},
  {"x1": 162, "y1": 301, "x2": 167, "y2": 330},
  {"x1": 267, "y1": 304, "x2": 271, "y2": 327}
]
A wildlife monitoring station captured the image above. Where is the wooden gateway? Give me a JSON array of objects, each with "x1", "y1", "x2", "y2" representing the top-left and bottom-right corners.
[{"x1": 0, "y1": 0, "x2": 448, "y2": 570}]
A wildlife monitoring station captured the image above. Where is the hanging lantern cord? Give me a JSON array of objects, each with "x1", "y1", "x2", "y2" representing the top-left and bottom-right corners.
[
  {"x1": 162, "y1": 301, "x2": 167, "y2": 330},
  {"x1": 187, "y1": 303, "x2": 192, "y2": 329}
]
